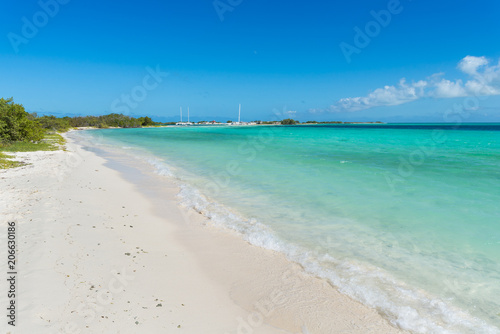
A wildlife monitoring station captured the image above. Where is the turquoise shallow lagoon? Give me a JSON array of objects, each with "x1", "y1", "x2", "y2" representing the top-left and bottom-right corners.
[{"x1": 81, "y1": 124, "x2": 500, "y2": 333}]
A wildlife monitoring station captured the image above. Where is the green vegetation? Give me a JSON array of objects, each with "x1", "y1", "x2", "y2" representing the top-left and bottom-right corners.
[
  {"x1": 0, "y1": 97, "x2": 167, "y2": 169},
  {"x1": 43, "y1": 132, "x2": 66, "y2": 149},
  {"x1": 68, "y1": 113, "x2": 143, "y2": 128},
  {"x1": 0, "y1": 98, "x2": 44, "y2": 143},
  {"x1": 1, "y1": 132, "x2": 65, "y2": 152},
  {"x1": 0, "y1": 97, "x2": 169, "y2": 169},
  {"x1": 0, "y1": 132, "x2": 66, "y2": 169},
  {"x1": 66, "y1": 114, "x2": 164, "y2": 127},
  {"x1": 280, "y1": 118, "x2": 298, "y2": 125},
  {"x1": 0, "y1": 152, "x2": 24, "y2": 169},
  {"x1": 1, "y1": 97, "x2": 66, "y2": 147},
  {"x1": 138, "y1": 116, "x2": 154, "y2": 126},
  {"x1": 1, "y1": 140, "x2": 56, "y2": 152},
  {"x1": 2, "y1": 97, "x2": 166, "y2": 134},
  {"x1": 36, "y1": 115, "x2": 71, "y2": 132}
]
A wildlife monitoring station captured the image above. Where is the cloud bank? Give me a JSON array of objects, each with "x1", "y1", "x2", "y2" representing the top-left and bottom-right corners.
[{"x1": 312, "y1": 56, "x2": 500, "y2": 113}]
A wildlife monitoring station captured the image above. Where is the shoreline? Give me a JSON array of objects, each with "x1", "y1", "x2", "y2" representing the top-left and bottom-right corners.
[{"x1": 0, "y1": 131, "x2": 403, "y2": 333}]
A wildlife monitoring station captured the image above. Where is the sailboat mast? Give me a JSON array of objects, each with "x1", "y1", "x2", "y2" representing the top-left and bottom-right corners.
[
  {"x1": 180, "y1": 107, "x2": 182, "y2": 122},
  {"x1": 188, "y1": 107, "x2": 190, "y2": 123},
  {"x1": 238, "y1": 104, "x2": 241, "y2": 123}
]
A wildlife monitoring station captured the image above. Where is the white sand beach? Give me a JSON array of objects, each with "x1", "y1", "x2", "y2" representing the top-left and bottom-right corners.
[{"x1": 0, "y1": 132, "x2": 404, "y2": 334}]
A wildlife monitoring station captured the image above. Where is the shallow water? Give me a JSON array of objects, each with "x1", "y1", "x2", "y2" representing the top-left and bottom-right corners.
[{"x1": 80, "y1": 124, "x2": 500, "y2": 333}]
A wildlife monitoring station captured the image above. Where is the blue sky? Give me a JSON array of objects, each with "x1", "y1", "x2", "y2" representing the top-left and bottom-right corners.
[{"x1": 1, "y1": 0, "x2": 500, "y2": 122}]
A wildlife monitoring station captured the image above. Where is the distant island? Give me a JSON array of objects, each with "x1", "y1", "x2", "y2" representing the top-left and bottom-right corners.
[{"x1": 176, "y1": 119, "x2": 385, "y2": 126}]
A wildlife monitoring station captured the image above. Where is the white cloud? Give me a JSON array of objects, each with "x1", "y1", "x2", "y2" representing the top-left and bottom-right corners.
[
  {"x1": 433, "y1": 79, "x2": 467, "y2": 98},
  {"x1": 457, "y1": 56, "x2": 500, "y2": 96},
  {"x1": 465, "y1": 80, "x2": 500, "y2": 96},
  {"x1": 327, "y1": 79, "x2": 427, "y2": 113},
  {"x1": 314, "y1": 55, "x2": 500, "y2": 113},
  {"x1": 458, "y1": 56, "x2": 488, "y2": 76}
]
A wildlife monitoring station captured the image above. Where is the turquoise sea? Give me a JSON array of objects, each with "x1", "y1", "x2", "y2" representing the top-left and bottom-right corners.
[{"x1": 79, "y1": 124, "x2": 500, "y2": 333}]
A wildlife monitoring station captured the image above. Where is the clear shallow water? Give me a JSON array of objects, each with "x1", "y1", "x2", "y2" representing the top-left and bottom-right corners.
[{"x1": 80, "y1": 124, "x2": 500, "y2": 333}]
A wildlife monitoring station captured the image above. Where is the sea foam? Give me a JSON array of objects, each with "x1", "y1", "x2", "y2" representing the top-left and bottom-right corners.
[{"x1": 170, "y1": 169, "x2": 499, "y2": 334}]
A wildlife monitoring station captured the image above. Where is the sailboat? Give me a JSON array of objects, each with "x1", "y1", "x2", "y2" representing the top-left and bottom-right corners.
[
  {"x1": 176, "y1": 107, "x2": 184, "y2": 125},
  {"x1": 176, "y1": 107, "x2": 193, "y2": 126},
  {"x1": 232, "y1": 104, "x2": 242, "y2": 125}
]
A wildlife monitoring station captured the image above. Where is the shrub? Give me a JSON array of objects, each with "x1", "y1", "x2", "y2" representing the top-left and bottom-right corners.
[
  {"x1": 0, "y1": 97, "x2": 44, "y2": 143},
  {"x1": 281, "y1": 118, "x2": 297, "y2": 125},
  {"x1": 37, "y1": 115, "x2": 71, "y2": 132}
]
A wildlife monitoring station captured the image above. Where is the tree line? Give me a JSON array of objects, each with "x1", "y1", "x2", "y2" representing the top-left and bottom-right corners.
[{"x1": 0, "y1": 97, "x2": 156, "y2": 144}]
